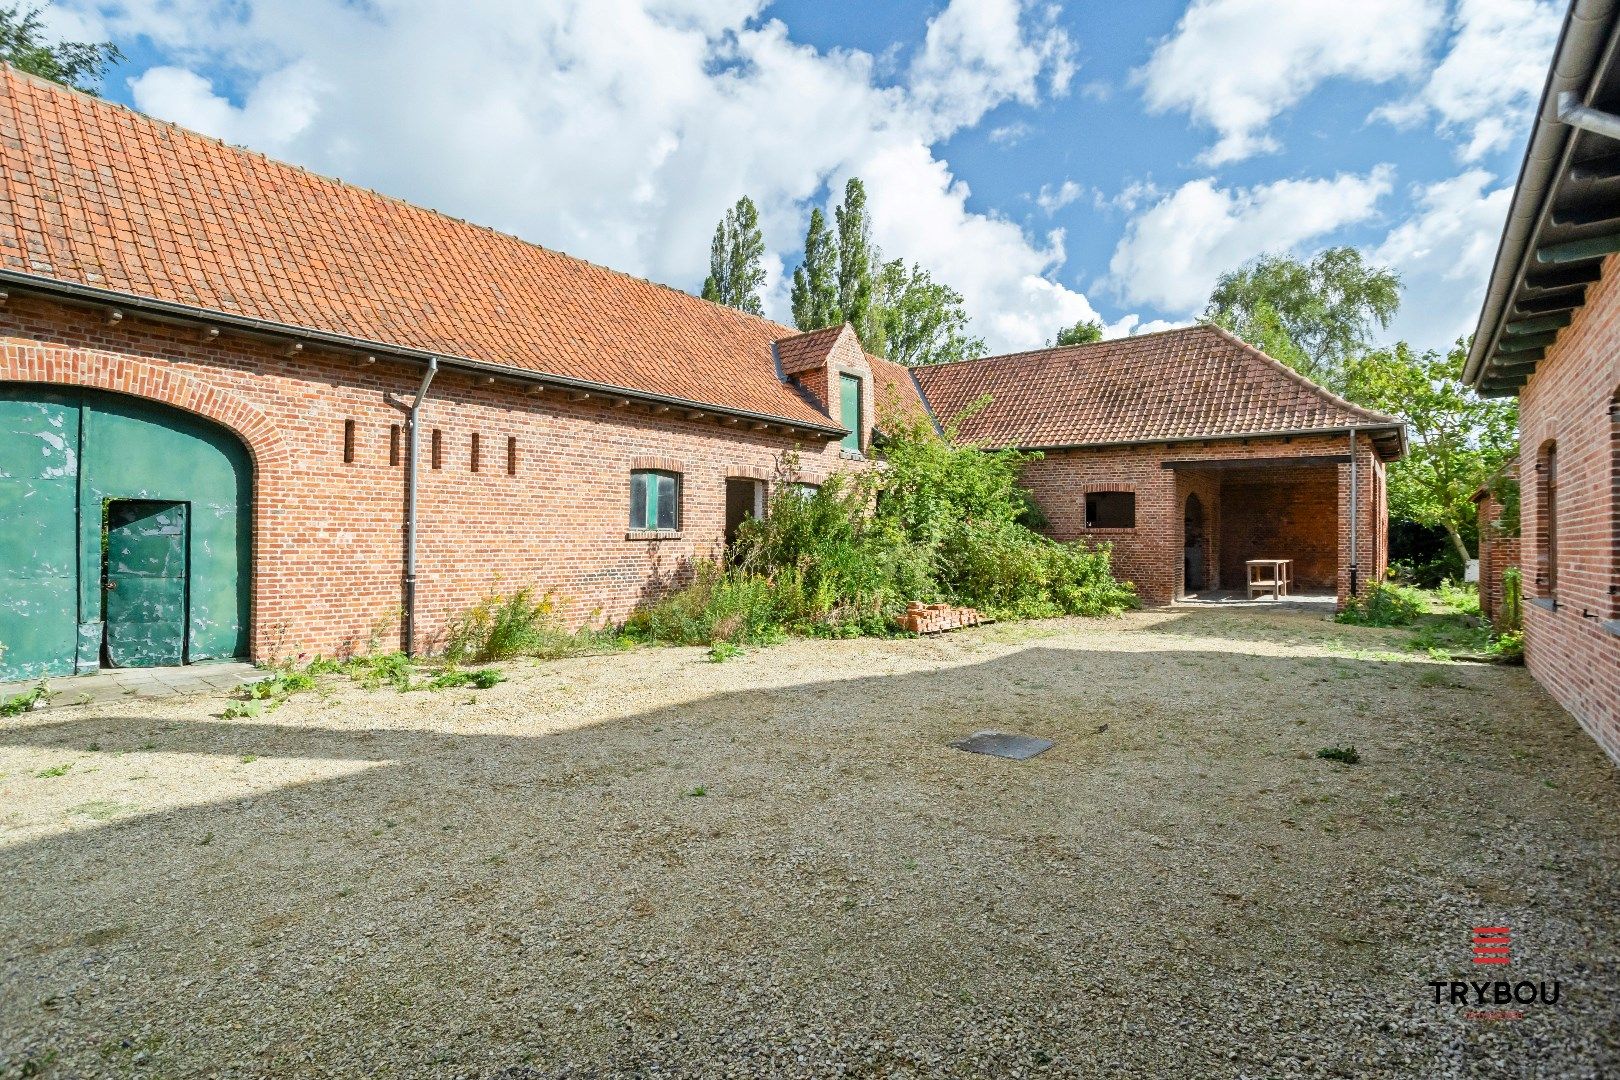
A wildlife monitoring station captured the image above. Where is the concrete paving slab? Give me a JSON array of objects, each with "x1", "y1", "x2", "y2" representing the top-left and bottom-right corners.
[{"x1": 0, "y1": 661, "x2": 258, "y2": 713}]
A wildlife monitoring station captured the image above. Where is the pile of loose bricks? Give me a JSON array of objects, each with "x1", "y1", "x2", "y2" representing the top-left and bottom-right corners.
[{"x1": 899, "y1": 602, "x2": 988, "y2": 635}]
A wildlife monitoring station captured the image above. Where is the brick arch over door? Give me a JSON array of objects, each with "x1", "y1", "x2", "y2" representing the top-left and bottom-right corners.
[
  {"x1": 0, "y1": 345, "x2": 290, "y2": 472},
  {"x1": 1, "y1": 343, "x2": 292, "y2": 663}
]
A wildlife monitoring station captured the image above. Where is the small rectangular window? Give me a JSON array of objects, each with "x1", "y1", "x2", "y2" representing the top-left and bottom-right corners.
[
  {"x1": 343, "y1": 420, "x2": 356, "y2": 464},
  {"x1": 431, "y1": 429, "x2": 442, "y2": 470},
  {"x1": 470, "y1": 432, "x2": 481, "y2": 473},
  {"x1": 390, "y1": 424, "x2": 401, "y2": 467},
  {"x1": 1085, "y1": 491, "x2": 1135, "y2": 529},
  {"x1": 507, "y1": 437, "x2": 517, "y2": 476},
  {"x1": 630, "y1": 470, "x2": 681, "y2": 531}
]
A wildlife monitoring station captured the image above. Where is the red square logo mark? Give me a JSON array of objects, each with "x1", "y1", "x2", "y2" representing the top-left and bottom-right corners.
[{"x1": 1472, "y1": 926, "x2": 1511, "y2": 965}]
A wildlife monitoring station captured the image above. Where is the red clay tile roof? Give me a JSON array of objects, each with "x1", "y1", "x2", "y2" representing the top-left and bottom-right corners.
[
  {"x1": 913, "y1": 324, "x2": 1404, "y2": 458},
  {"x1": 0, "y1": 65, "x2": 838, "y2": 429},
  {"x1": 774, "y1": 325, "x2": 847, "y2": 376},
  {"x1": 868, "y1": 354, "x2": 931, "y2": 428}
]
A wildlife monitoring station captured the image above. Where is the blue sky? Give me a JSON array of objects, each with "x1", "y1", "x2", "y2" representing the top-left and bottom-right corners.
[{"x1": 53, "y1": 0, "x2": 1563, "y2": 357}]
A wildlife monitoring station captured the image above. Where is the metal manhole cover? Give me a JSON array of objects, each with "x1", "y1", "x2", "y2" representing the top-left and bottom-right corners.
[{"x1": 951, "y1": 731, "x2": 1053, "y2": 760}]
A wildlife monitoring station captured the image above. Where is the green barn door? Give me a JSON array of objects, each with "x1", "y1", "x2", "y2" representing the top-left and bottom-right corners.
[{"x1": 103, "y1": 500, "x2": 189, "y2": 668}]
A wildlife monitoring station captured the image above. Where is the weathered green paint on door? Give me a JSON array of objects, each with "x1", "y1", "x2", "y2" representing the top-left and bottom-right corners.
[
  {"x1": 839, "y1": 372, "x2": 861, "y2": 452},
  {"x1": 0, "y1": 394, "x2": 80, "y2": 679},
  {"x1": 104, "y1": 501, "x2": 189, "y2": 667},
  {"x1": 0, "y1": 386, "x2": 251, "y2": 679}
]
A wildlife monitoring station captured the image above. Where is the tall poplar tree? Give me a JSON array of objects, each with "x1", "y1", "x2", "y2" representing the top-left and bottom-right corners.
[
  {"x1": 790, "y1": 207, "x2": 839, "y2": 330},
  {"x1": 833, "y1": 178, "x2": 878, "y2": 344},
  {"x1": 700, "y1": 196, "x2": 766, "y2": 315}
]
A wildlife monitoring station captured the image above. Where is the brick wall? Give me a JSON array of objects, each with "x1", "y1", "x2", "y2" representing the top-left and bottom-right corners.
[
  {"x1": 1, "y1": 295, "x2": 860, "y2": 661},
  {"x1": 1217, "y1": 466, "x2": 1338, "y2": 590},
  {"x1": 1515, "y1": 253, "x2": 1620, "y2": 764},
  {"x1": 1018, "y1": 435, "x2": 1388, "y2": 606}
]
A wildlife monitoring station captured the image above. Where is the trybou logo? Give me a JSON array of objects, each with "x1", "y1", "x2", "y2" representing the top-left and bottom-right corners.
[{"x1": 1427, "y1": 925, "x2": 1563, "y2": 1021}]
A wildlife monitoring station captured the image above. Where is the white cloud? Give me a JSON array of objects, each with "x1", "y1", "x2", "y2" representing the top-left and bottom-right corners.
[
  {"x1": 1136, "y1": 0, "x2": 1444, "y2": 164},
  {"x1": 82, "y1": 0, "x2": 1103, "y2": 354},
  {"x1": 1372, "y1": 169, "x2": 1512, "y2": 347},
  {"x1": 909, "y1": 0, "x2": 1075, "y2": 134},
  {"x1": 987, "y1": 121, "x2": 1030, "y2": 145},
  {"x1": 1373, "y1": 0, "x2": 1562, "y2": 162},
  {"x1": 1035, "y1": 180, "x2": 1083, "y2": 214},
  {"x1": 852, "y1": 142, "x2": 1112, "y2": 351},
  {"x1": 1107, "y1": 166, "x2": 1395, "y2": 313},
  {"x1": 129, "y1": 65, "x2": 322, "y2": 147}
]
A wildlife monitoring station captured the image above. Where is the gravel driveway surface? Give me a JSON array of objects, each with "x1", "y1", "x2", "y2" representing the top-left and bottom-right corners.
[{"x1": 2, "y1": 607, "x2": 1616, "y2": 1078}]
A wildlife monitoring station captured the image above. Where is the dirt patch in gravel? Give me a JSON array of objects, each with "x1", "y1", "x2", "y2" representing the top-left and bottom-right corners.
[{"x1": 1, "y1": 608, "x2": 1617, "y2": 1078}]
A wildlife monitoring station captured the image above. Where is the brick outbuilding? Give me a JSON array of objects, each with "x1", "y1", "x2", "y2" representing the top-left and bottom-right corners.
[
  {"x1": 914, "y1": 329, "x2": 1403, "y2": 606},
  {"x1": 1464, "y1": 0, "x2": 1620, "y2": 764},
  {"x1": 0, "y1": 65, "x2": 1398, "y2": 682}
]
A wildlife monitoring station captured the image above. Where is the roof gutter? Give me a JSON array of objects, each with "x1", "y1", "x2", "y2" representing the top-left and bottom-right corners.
[
  {"x1": 0, "y1": 268, "x2": 848, "y2": 437},
  {"x1": 1012, "y1": 423, "x2": 1407, "y2": 459},
  {"x1": 1464, "y1": 0, "x2": 1620, "y2": 387}
]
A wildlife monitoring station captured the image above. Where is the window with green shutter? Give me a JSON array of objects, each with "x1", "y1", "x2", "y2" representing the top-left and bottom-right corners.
[
  {"x1": 839, "y1": 372, "x2": 862, "y2": 452},
  {"x1": 630, "y1": 470, "x2": 680, "y2": 531}
]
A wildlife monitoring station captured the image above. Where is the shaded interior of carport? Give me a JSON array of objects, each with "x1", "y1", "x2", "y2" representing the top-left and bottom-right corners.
[{"x1": 1170, "y1": 457, "x2": 1342, "y2": 598}]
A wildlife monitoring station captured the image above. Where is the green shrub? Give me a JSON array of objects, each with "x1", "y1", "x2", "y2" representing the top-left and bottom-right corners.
[
  {"x1": 626, "y1": 417, "x2": 1135, "y2": 645},
  {"x1": 444, "y1": 587, "x2": 619, "y2": 661},
  {"x1": 1500, "y1": 566, "x2": 1523, "y2": 631},
  {"x1": 1316, "y1": 745, "x2": 1361, "y2": 765},
  {"x1": 1336, "y1": 583, "x2": 1424, "y2": 627},
  {"x1": 707, "y1": 641, "x2": 744, "y2": 663}
]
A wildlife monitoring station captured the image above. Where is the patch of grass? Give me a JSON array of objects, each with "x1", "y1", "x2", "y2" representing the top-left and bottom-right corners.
[
  {"x1": 1315, "y1": 745, "x2": 1361, "y2": 765},
  {"x1": 1336, "y1": 583, "x2": 1424, "y2": 627},
  {"x1": 1486, "y1": 629, "x2": 1524, "y2": 663},
  {"x1": 685, "y1": 786, "x2": 708, "y2": 797},
  {"x1": 707, "y1": 641, "x2": 744, "y2": 663},
  {"x1": 1433, "y1": 579, "x2": 1481, "y2": 618},
  {"x1": 246, "y1": 670, "x2": 317, "y2": 700},
  {"x1": 239, "y1": 754, "x2": 258, "y2": 764},
  {"x1": 1, "y1": 681, "x2": 53, "y2": 717},
  {"x1": 423, "y1": 667, "x2": 504, "y2": 691},
  {"x1": 66, "y1": 799, "x2": 137, "y2": 821},
  {"x1": 33, "y1": 762, "x2": 72, "y2": 778},
  {"x1": 346, "y1": 651, "x2": 415, "y2": 692}
]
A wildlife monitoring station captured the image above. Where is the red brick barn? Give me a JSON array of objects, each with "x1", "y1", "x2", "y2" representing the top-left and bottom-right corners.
[
  {"x1": 1464, "y1": 0, "x2": 1620, "y2": 763},
  {"x1": 0, "y1": 67, "x2": 923, "y2": 680},
  {"x1": 913, "y1": 327, "x2": 1404, "y2": 607}
]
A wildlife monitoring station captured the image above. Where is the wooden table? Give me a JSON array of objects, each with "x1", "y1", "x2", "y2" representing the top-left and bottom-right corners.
[{"x1": 1246, "y1": 558, "x2": 1293, "y2": 599}]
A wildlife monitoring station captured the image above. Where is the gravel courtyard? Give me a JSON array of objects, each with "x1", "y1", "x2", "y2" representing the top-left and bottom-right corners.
[{"x1": 1, "y1": 607, "x2": 1617, "y2": 1079}]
